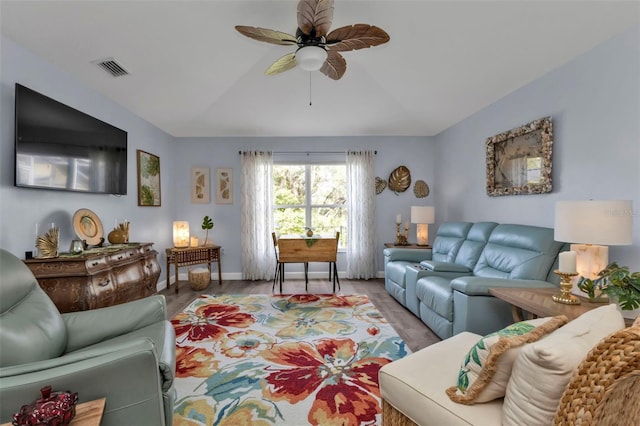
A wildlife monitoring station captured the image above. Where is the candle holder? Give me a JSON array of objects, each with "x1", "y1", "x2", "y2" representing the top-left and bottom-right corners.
[
  {"x1": 552, "y1": 270, "x2": 580, "y2": 305},
  {"x1": 394, "y1": 223, "x2": 409, "y2": 246}
]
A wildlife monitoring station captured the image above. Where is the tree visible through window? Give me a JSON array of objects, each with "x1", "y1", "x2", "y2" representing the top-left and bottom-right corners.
[{"x1": 273, "y1": 164, "x2": 347, "y2": 248}]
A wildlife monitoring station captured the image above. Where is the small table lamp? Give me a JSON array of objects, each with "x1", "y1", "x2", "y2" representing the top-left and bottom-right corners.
[
  {"x1": 411, "y1": 206, "x2": 435, "y2": 246},
  {"x1": 173, "y1": 221, "x2": 190, "y2": 248},
  {"x1": 554, "y1": 200, "x2": 632, "y2": 279}
]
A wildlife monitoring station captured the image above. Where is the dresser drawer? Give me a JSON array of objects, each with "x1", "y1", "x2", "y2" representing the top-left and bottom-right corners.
[{"x1": 85, "y1": 256, "x2": 109, "y2": 273}]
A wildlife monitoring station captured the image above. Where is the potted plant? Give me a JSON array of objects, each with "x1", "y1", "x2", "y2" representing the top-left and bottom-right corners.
[
  {"x1": 202, "y1": 215, "x2": 214, "y2": 246},
  {"x1": 578, "y1": 262, "x2": 640, "y2": 311}
]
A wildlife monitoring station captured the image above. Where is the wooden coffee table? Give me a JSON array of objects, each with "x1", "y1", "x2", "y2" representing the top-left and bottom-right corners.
[{"x1": 488, "y1": 287, "x2": 610, "y2": 322}]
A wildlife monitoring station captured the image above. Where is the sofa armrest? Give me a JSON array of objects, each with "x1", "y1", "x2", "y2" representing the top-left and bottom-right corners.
[
  {"x1": 420, "y1": 260, "x2": 471, "y2": 273},
  {"x1": 451, "y1": 277, "x2": 557, "y2": 296},
  {"x1": 0, "y1": 339, "x2": 166, "y2": 425},
  {"x1": 62, "y1": 295, "x2": 167, "y2": 353},
  {"x1": 384, "y1": 248, "x2": 432, "y2": 263}
]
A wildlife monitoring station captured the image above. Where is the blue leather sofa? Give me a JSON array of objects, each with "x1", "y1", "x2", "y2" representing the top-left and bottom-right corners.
[{"x1": 384, "y1": 222, "x2": 566, "y2": 339}]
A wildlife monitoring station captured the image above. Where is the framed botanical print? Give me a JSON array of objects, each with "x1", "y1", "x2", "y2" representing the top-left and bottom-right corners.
[
  {"x1": 486, "y1": 116, "x2": 553, "y2": 196},
  {"x1": 191, "y1": 167, "x2": 210, "y2": 204},
  {"x1": 215, "y1": 168, "x2": 233, "y2": 204},
  {"x1": 136, "y1": 150, "x2": 161, "y2": 206}
]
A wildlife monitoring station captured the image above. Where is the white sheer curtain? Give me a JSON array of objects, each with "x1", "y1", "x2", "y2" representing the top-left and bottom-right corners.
[
  {"x1": 346, "y1": 151, "x2": 376, "y2": 279},
  {"x1": 240, "y1": 151, "x2": 275, "y2": 280}
]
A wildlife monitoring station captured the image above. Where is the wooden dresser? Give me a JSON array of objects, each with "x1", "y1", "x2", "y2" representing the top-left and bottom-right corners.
[{"x1": 24, "y1": 243, "x2": 160, "y2": 313}]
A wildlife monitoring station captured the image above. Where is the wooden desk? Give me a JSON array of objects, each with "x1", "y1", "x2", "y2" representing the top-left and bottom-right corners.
[
  {"x1": 166, "y1": 245, "x2": 222, "y2": 293},
  {"x1": 277, "y1": 236, "x2": 339, "y2": 293},
  {"x1": 2, "y1": 398, "x2": 106, "y2": 426},
  {"x1": 488, "y1": 287, "x2": 633, "y2": 326}
]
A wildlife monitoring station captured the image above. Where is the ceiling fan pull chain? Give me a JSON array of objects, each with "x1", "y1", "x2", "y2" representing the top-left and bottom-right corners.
[{"x1": 309, "y1": 72, "x2": 313, "y2": 106}]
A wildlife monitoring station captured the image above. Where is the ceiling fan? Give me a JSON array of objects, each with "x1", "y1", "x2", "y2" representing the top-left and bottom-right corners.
[{"x1": 235, "y1": 0, "x2": 390, "y2": 80}]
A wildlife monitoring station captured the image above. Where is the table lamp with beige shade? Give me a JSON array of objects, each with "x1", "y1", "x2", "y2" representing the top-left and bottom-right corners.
[
  {"x1": 554, "y1": 200, "x2": 633, "y2": 281},
  {"x1": 411, "y1": 206, "x2": 435, "y2": 246}
]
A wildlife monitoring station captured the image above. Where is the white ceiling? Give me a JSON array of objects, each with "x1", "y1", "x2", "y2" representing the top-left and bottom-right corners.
[{"x1": 1, "y1": 1, "x2": 638, "y2": 138}]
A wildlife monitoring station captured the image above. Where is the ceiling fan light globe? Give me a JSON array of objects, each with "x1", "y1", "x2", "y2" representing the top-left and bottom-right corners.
[{"x1": 296, "y1": 46, "x2": 327, "y2": 71}]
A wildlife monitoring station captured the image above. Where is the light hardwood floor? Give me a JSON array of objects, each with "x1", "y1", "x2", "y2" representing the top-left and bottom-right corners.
[{"x1": 161, "y1": 277, "x2": 440, "y2": 352}]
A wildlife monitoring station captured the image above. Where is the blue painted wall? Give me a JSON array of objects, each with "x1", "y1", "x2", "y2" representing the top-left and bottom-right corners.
[{"x1": 1, "y1": 24, "x2": 638, "y2": 280}]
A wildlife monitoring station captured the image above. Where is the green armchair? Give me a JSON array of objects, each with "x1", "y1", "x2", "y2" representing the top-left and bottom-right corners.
[{"x1": 0, "y1": 249, "x2": 175, "y2": 426}]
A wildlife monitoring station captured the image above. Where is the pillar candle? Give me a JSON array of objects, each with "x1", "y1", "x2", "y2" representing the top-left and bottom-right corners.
[
  {"x1": 558, "y1": 251, "x2": 577, "y2": 273},
  {"x1": 190, "y1": 236, "x2": 199, "y2": 247},
  {"x1": 396, "y1": 214, "x2": 402, "y2": 224}
]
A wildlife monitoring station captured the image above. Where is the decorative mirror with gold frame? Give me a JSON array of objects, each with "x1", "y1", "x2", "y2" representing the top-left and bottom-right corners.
[{"x1": 486, "y1": 116, "x2": 553, "y2": 196}]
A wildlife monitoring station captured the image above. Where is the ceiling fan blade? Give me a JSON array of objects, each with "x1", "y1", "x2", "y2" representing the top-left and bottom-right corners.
[
  {"x1": 235, "y1": 26, "x2": 298, "y2": 45},
  {"x1": 319, "y1": 50, "x2": 346, "y2": 80},
  {"x1": 297, "y1": 0, "x2": 334, "y2": 37},
  {"x1": 265, "y1": 52, "x2": 298, "y2": 76},
  {"x1": 326, "y1": 24, "x2": 390, "y2": 51}
]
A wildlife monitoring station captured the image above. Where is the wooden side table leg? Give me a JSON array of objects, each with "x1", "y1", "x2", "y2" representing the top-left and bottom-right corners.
[
  {"x1": 511, "y1": 305, "x2": 524, "y2": 322},
  {"x1": 217, "y1": 256, "x2": 222, "y2": 285},
  {"x1": 166, "y1": 258, "x2": 170, "y2": 290},
  {"x1": 174, "y1": 264, "x2": 179, "y2": 293}
]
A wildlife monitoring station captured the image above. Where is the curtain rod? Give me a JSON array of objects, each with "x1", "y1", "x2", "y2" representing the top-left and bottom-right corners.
[{"x1": 238, "y1": 150, "x2": 377, "y2": 155}]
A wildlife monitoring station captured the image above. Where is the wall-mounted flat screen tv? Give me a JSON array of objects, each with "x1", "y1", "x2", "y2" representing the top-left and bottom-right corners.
[{"x1": 14, "y1": 83, "x2": 127, "y2": 195}]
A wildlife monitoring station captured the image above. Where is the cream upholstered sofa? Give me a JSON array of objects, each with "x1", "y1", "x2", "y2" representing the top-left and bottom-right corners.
[{"x1": 379, "y1": 305, "x2": 640, "y2": 426}]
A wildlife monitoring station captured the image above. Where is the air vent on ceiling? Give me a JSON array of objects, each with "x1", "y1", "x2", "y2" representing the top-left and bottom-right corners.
[{"x1": 92, "y1": 57, "x2": 129, "y2": 77}]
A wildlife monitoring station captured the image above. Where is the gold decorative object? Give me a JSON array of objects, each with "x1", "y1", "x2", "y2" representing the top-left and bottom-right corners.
[
  {"x1": 413, "y1": 180, "x2": 429, "y2": 198},
  {"x1": 552, "y1": 270, "x2": 581, "y2": 305},
  {"x1": 388, "y1": 165, "x2": 411, "y2": 194},
  {"x1": 394, "y1": 222, "x2": 409, "y2": 246},
  {"x1": 375, "y1": 177, "x2": 387, "y2": 194},
  {"x1": 108, "y1": 229, "x2": 126, "y2": 244},
  {"x1": 35, "y1": 227, "x2": 59, "y2": 259},
  {"x1": 116, "y1": 221, "x2": 130, "y2": 243},
  {"x1": 72, "y1": 208, "x2": 105, "y2": 247}
]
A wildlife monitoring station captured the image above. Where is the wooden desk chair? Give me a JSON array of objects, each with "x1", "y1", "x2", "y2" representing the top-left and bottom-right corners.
[
  {"x1": 329, "y1": 231, "x2": 340, "y2": 291},
  {"x1": 271, "y1": 232, "x2": 282, "y2": 291}
]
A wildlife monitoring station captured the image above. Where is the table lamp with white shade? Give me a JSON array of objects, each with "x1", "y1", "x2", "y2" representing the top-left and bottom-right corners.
[
  {"x1": 554, "y1": 200, "x2": 633, "y2": 280},
  {"x1": 411, "y1": 206, "x2": 435, "y2": 246}
]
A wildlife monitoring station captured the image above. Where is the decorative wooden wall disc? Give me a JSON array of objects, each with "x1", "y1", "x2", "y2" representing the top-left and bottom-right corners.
[
  {"x1": 375, "y1": 177, "x2": 387, "y2": 194},
  {"x1": 414, "y1": 180, "x2": 429, "y2": 198},
  {"x1": 388, "y1": 166, "x2": 411, "y2": 194}
]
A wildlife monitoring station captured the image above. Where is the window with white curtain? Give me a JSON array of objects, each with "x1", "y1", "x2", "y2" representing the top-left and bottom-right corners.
[{"x1": 272, "y1": 153, "x2": 347, "y2": 248}]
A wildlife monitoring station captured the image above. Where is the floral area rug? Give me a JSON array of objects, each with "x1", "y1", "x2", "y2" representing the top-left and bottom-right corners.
[{"x1": 171, "y1": 294, "x2": 410, "y2": 425}]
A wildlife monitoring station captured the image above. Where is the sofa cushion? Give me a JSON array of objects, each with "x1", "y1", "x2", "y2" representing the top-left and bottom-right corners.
[
  {"x1": 453, "y1": 222, "x2": 498, "y2": 271},
  {"x1": 502, "y1": 304, "x2": 625, "y2": 425},
  {"x1": 446, "y1": 315, "x2": 568, "y2": 404},
  {"x1": 416, "y1": 276, "x2": 454, "y2": 320},
  {"x1": 473, "y1": 224, "x2": 564, "y2": 281},
  {"x1": 431, "y1": 222, "x2": 472, "y2": 262},
  {"x1": 0, "y1": 250, "x2": 67, "y2": 367},
  {"x1": 380, "y1": 331, "x2": 503, "y2": 425}
]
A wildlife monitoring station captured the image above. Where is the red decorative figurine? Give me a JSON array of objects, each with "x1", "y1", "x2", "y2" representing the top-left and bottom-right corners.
[{"x1": 12, "y1": 386, "x2": 78, "y2": 426}]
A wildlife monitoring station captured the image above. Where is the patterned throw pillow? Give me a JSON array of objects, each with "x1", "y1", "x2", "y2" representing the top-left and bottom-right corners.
[{"x1": 446, "y1": 315, "x2": 568, "y2": 404}]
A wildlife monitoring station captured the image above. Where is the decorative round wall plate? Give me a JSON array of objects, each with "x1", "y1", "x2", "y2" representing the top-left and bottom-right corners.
[
  {"x1": 72, "y1": 208, "x2": 104, "y2": 246},
  {"x1": 375, "y1": 177, "x2": 387, "y2": 194}
]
